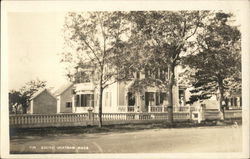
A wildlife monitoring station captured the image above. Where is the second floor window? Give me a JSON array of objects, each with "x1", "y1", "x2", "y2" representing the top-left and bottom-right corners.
[
  {"x1": 75, "y1": 71, "x2": 93, "y2": 83},
  {"x1": 145, "y1": 67, "x2": 168, "y2": 80},
  {"x1": 136, "y1": 72, "x2": 140, "y2": 79}
]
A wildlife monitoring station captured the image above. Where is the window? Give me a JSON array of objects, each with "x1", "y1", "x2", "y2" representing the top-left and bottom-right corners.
[
  {"x1": 81, "y1": 94, "x2": 85, "y2": 106},
  {"x1": 179, "y1": 90, "x2": 185, "y2": 99},
  {"x1": 234, "y1": 97, "x2": 238, "y2": 106},
  {"x1": 66, "y1": 102, "x2": 72, "y2": 108},
  {"x1": 160, "y1": 69, "x2": 166, "y2": 80},
  {"x1": 179, "y1": 89, "x2": 185, "y2": 106},
  {"x1": 160, "y1": 92, "x2": 167, "y2": 105},
  {"x1": 148, "y1": 92, "x2": 154, "y2": 101},
  {"x1": 75, "y1": 94, "x2": 94, "y2": 107},
  {"x1": 145, "y1": 67, "x2": 153, "y2": 78},
  {"x1": 240, "y1": 97, "x2": 242, "y2": 107},
  {"x1": 225, "y1": 97, "x2": 229, "y2": 106},
  {"x1": 145, "y1": 92, "x2": 155, "y2": 106},
  {"x1": 128, "y1": 92, "x2": 136, "y2": 106},
  {"x1": 230, "y1": 98, "x2": 234, "y2": 106}
]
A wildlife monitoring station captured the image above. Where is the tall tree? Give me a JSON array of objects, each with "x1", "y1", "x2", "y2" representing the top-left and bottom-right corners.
[
  {"x1": 184, "y1": 12, "x2": 241, "y2": 120},
  {"x1": 127, "y1": 11, "x2": 207, "y2": 125},
  {"x1": 62, "y1": 12, "x2": 135, "y2": 127},
  {"x1": 19, "y1": 79, "x2": 47, "y2": 113},
  {"x1": 9, "y1": 90, "x2": 25, "y2": 114}
]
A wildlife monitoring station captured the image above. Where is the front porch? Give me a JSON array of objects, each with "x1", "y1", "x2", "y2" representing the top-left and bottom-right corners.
[
  {"x1": 117, "y1": 105, "x2": 198, "y2": 113},
  {"x1": 118, "y1": 88, "x2": 193, "y2": 113}
]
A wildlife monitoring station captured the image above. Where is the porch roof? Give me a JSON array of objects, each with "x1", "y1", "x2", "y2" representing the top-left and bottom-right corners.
[{"x1": 75, "y1": 83, "x2": 95, "y2": 92}]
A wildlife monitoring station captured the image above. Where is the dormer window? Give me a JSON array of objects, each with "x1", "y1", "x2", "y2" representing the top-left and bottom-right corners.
[{"x1": 136, "y1": 72, "x2": 140, "y2": 79}]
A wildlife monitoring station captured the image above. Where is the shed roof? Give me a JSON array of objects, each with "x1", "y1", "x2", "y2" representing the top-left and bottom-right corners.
[
  {"x1": 30, "y1": 88, "x2": 56, "y2": 100},
  {"x1": 54, "y1": 83, "x2": 74, "y2": 96}
]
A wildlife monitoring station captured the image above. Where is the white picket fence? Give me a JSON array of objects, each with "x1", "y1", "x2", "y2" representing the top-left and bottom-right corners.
[{"x1": 9, "y1": 110, "x2": 241, "y2": 128}]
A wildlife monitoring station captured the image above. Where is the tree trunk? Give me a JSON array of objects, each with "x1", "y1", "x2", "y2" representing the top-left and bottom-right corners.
[
  {"x1": 167, "y1": 65, "x2": 175, "y2": 125},
  {"x1": 218, "y1": 78, "x2": 225, "y2": 120},
  {"x1": 98, "y1": 86, "x2": 103, "y2": 128},
  {"x1": 219, "y1": 86, "x2": 225, "y2": 121},
  {"x1": 98, "y1": 64, "x2": 104, "y2": 128}
]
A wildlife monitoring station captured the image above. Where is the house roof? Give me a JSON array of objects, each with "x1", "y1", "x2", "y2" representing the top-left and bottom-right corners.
[
  {"x1": 54, "y1": 83, "x2": 74, "y2": 96},
  {"x1": 30, "y1": 88, "x2": 56, "y2": 100}
]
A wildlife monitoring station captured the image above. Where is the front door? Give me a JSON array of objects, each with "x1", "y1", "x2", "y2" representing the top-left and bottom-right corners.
[{"x1": 127, "y1": 92, "x2": 135, "y2": 112}]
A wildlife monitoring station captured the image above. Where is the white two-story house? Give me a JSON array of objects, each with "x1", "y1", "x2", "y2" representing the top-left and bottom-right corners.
[{"x1": 68, "y1": 63, "x2": 186, "y2": 114}]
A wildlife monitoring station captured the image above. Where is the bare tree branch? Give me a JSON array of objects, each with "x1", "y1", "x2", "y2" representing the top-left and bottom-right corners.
[{"x1": 185, "y1": 21, "x2": 199, "y2": 40}]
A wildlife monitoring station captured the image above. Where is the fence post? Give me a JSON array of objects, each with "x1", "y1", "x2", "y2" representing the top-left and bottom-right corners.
[
  {"x1": 189, "y1": 106, "x2": 192, "y2": 121},
  {"x1": 198, "y1": 106, "x2": 205, "y2": 123},
  {"x1": 88, "y1": 108, "x2": 94, "y2": 125}
]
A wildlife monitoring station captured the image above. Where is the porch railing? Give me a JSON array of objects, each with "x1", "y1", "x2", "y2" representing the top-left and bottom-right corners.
[
  {"x1": 118, "y1": 105, "x2": 199, "y2": 113},
  {"x1": 128, "y1": 106, "x2": 135, "y2": 112},
  {"x1": 149, "y1": 106, "x2": 165, "y2": 112},
  {"x1": 149, "y1": 106, "x2": 198, "y2": 113},
  {"x1": 117, "y1": 106, "x2": 135, "y2": 112},
  {"x1": 117, "y1": 106, "x2": 127, "y2": 112}
]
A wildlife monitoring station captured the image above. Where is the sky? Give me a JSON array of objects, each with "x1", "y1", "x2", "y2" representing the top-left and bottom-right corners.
[
  {"x1": 8, "y1": 12, "x2": 69, "y2": 90},
  {"x1": 7, "y1": 11, "x2": 241, "y2": 91}
]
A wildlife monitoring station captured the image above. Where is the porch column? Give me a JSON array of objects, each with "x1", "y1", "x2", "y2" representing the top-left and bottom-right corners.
[
  {"x1": 72, "y1": 95, "x2": 75, "y2": 113},
  {"x1": 57, "y1": 96, "x2": 61, "y2": 114},
  {"x1": 136, "y1": 92, "x2": 139, "y2": 112},
  {"x1": 125, "y1": 91, "x2": 128, "y2": 112},
  {"x1": 237, "y1": 97, "x2": 240, "y2": 108},
  {"x1": 30, "y1": 100, "x2": 34, "y2": 114}
]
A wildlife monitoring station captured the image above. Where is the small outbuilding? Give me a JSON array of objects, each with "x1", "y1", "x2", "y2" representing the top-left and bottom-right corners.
[{"x1": 29, "y1": 88, "x2": 57, "y2": 114}]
